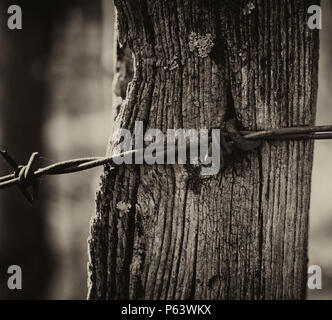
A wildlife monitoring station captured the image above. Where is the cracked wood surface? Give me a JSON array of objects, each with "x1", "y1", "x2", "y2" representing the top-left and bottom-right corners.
[{"x1": 88, "y1": 0, "x2": 319, "y2": 300}]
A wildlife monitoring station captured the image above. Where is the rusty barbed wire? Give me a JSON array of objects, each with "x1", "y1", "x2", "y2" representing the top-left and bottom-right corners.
[{"x1": 1, "y1": 125, "x2": 332, "y2": 204}]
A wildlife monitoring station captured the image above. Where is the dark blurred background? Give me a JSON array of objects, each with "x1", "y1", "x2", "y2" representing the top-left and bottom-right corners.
[
  {"x1": 0, "y1": 0, "x2": 331, "y2": 299},
  {"x1": 0, "y1": 0, "x2": 114, "y2": 299}
]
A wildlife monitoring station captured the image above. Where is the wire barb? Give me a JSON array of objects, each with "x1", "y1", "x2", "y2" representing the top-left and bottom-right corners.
[
  {"x1": 0, "y1": 151, "x2": 39, "y2": 204},
  {"x1": 1, "y1": 125, "x2": 332, "y2": 204}
]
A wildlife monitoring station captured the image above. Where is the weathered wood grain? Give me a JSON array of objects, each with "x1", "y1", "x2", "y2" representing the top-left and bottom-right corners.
[{"x1": 88, "y1": 0, "x2": 319, "y2": 300}]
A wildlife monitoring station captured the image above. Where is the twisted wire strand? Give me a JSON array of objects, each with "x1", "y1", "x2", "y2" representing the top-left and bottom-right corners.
[{"x1": 1, "y1": 125, "x2": 332, "y2": 202}]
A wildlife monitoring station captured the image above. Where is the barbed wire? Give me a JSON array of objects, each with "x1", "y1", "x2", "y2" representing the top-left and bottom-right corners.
[{"x1": 1, "y1": 125, "x2": 332, "y2": 204}]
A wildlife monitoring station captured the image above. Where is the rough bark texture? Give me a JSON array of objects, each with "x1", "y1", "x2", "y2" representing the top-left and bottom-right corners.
[
  {"x1": 88, "y1": 0, "x2": 319, "y2": 300},
  {"x1": 112, "y1": 42, "x2": 134, "y2": 123}
]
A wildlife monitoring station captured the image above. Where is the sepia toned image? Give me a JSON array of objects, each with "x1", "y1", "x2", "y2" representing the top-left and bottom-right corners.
[{"x1": 0, "y1": 0, "x2": 331, "y2": 303}]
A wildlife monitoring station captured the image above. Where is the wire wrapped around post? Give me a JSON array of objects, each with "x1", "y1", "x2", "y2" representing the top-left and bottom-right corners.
[{"x1": 1, "y1": 125, "x2": 332, "y2": 203}]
